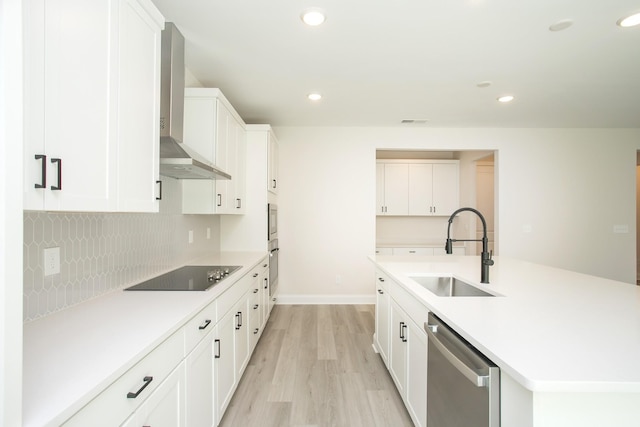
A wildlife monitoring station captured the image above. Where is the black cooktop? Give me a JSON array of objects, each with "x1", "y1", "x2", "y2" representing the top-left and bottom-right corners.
[{"x1": 125, "y1": 265, "x2": 242, "y2": 291}]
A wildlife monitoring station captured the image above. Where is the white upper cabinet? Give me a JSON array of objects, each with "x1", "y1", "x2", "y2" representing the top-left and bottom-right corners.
[
  {"x1": 377, "y1": 163, "x2": 409, "y2": 215},
  {"x1": 181, "y1": 88, "x2": 246, "y2": 215},
  {"x1": 377, "y1": 160, "x2": 459, "y2": 217},
  {"x1": 408, "y1": 162, "x2": 459, "y2": 216},
  {"x1": 23, "y1": 0, "x2": 164, "y2": 212}
]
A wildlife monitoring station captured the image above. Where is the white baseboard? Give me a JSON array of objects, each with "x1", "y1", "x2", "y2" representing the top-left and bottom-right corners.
[{"x1": 275, "y1": 294, "x2": 376, "y2": 305}]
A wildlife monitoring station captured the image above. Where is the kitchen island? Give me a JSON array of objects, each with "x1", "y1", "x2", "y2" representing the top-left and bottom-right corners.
[
  {"x1": 23, "y1": 251, "x2": 268, "y2": 427},
  {"x1": 372, "y1": 255, "x2": 640, "y2": 427}
]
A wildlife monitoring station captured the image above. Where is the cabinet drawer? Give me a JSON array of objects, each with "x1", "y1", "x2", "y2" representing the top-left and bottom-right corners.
[
  {"x1": 184, "y1": 300, "x2": 217, "y2": 355},
  {"x1": 216, "y1": 273, "x2": 253, "y2": 322},
  {"x1": 63, "y1": 329, "x2": 185, "y2": 426},
  {"x1": 389, "y1": 281, "x2": 429, "y2": 330}
]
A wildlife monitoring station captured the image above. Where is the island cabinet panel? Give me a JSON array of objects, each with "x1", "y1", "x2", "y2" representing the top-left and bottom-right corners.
[
  {"x1": 376, "y1": 268, "x2": 428, "y2": 427},
  {"x1": 374, "y1": 273, "x2": 391, "y2": 366}
]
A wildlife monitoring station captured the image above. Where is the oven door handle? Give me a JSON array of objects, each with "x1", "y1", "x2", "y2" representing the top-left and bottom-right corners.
[{"x1": 425, "y1": 322, "x2": 489, "y2": 388}]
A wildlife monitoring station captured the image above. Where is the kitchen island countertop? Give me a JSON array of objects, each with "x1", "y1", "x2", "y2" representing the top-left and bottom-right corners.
[
  {"x1": 372, "y1": 255, "x2": 640, "y2": 394},
  {"x1": 23, "y1": 251, "x2": 267, "y2": 427}
]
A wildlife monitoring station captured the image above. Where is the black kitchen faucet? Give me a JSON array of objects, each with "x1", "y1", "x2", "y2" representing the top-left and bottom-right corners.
[{"x1": 445, "y1": 207, "x2": 494, "y2": 284}]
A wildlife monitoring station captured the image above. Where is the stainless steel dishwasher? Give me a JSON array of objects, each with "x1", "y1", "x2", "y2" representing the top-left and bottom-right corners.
[{"x1": 424, "y1": 313, "x2": 500, "y2": 427}]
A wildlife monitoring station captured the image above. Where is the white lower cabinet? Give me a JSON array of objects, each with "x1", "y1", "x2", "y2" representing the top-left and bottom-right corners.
[
  {"x1": 63, "y1": 257, "x2": 270, "y2": 427},
  {"x1": 214, "y1": 307, "x2": 237, "y2": 425},
  {"x1": 122, "y1": 362, "x2": 187, "y2": 427},
  {"x1": 376, "y1": 246, "x2": 466, "y2": 256},
  {"x1": 185, "y1": 333, "x2": 214, "y2": 427},
  {"x1": 376, "y1": 268, "x2": 428, "y2": 427}
]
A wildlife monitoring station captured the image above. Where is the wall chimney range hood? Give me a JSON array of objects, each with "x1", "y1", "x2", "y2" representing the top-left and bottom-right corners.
[{"x1": 159, "y1": 23, "x2": 231, "y2": 180}]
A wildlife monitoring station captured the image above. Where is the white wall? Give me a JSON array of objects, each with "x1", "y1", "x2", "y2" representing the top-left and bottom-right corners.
[{"x1": 274, "y1": 127, "x2": 640, "y2": 301}]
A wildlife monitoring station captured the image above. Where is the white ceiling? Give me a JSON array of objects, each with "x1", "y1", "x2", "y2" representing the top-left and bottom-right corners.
[{"x1": 151, "y1": 0, "x2": 640, "y2": 128}]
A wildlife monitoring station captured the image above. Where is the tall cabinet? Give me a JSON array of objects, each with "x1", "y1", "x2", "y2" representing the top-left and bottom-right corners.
[{"x1": 23, "y1": 0, "x2": 164, "y2": 212}]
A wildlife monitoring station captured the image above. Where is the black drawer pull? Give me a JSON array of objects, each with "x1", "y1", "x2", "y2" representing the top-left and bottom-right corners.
[
  {"x1": 198, "y1": 319, "x2": 211, "y2": 330},
  {"x1": 254, "y1": 328, "x2": 259, "y2": 335},
  {"x1": 217, "y1": 193, "x2": 222, "y2": 207},
  {"x1": 264, "y1": 278, "x2": 268, "y2": 289},
  {"x1": 51, "y1": 158, "x2": 62, "y2": 190},
  {"x1": 378, "y1": 277, "x2": 385, "y2": 282},
  {"x1": 156, "y1": 180, "x2": 162, "y2": 200},
  {"x1": 263, "y1": 263, "x2": 268, "y2": 268},
  {"x1": 214, "y1": 339, "x2": 221, "y2": 358},
  {"x1": 378, "y1": 289, "x2": 384, "y2": 294},
  {"x1": 35, "y1": 154, "x2": 46, "y2": 188},
  {"x1": 253, "y1": 304, "x2": 259, "y2": 310},
  {"x1": 253, "y1": 273, "x2": 259, "y2": 278},
  {"x1": 127, "y1": 376, "x2": 153, "y2": 398},
  {"x1": 253, "y1": 288, "x2": 259, "y2": 293}
]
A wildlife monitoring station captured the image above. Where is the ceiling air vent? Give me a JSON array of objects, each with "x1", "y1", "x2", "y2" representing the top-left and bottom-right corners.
[{"x1": 401, "y1": 119, "x2": 428, "y2": 124}]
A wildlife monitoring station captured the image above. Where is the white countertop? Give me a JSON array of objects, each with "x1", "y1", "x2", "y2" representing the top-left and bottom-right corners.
[
  {"x1": 23, "y1": 251, "x2": 267, "y2": 427},
  {"x1": 372, "y1": 255, "x2": 640, "y2": 393}
]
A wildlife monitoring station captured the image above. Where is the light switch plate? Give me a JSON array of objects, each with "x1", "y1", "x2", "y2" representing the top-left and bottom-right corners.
[
  {"x1": 188, "y1": 230, "x2": 194, "y2": 243},
  {"x1": 613, "y1": 224, "x2": 629, "y2": 234},
  {"x1": 44, "y1": 247, "x2": 60, "y2": 276}
]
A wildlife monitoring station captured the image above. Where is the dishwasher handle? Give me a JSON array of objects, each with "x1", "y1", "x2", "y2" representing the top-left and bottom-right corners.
[{"x1": 425, "y1": 322, "x2": 489, "y2": 388}]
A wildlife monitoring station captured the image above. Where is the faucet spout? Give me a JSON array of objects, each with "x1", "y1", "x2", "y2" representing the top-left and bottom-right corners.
[{"x1": 445, "y1": 207, "x2": 494, "y2": 284}]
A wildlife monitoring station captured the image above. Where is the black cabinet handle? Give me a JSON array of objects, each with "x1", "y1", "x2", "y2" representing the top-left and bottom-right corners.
[
  {"x1": 263, "y1": 263, "x2": 268, "y2": 268},
  {"x1": 198, "y1": 319, "x2": 211, "y2": 330},
  {"x1": 254, "y1": 328, "x2": 259, "y2": 335},
  {"x1": 217, "y1": 193, "x2": 222, "y2": 207},
  {"x1": 399, "y1": 322, "x2": 405, "y2": 340},
  {"x1": 264, "y1": 278, "x2": 268, "y2": 289},
  {"x1": 378, "y1": 277, "x2": 385, "y2": 282},
  {"x1": 272, "y1": 179, "x2": 277, "y2": 189},
  {"x1": 253, "y1": 304, "x2": 259, "y2": 310},
  {"x1": 239, "y1": 311, "x2": 242, "y2": 327},
  {"x1": 253, "y1": 273, "x2": 259, "y2": 278},
  {"x1": 156, "y1": 180, "x2": 162, "y2": 200},
  {"x1": 236, "y1": 198, "x2": 241, "y2": 209},
  {"x1": 253, "y1": 288, "x2": 259, "y2": 294},
  {"x1": 50, "y1": 158, "x2": 62, "y2": 190},
  {"x1": 214, "y1": 339, "x2": 221, "y2": 358},
  {"x1": 378, "y1": 289, "x2": 384, "y2": 294},
  {"x1": 34, "y1": 154, "x2": 46, "y2": 188},
  {"x1": 127, "y1": 376, "x2": 153, "y2": 398},
  {"x1": 235, "y1": 312, "x2": 243, "y2": 329}
]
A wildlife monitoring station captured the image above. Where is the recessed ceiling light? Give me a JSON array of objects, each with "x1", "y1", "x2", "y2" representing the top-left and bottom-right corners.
[
  {"x1": 617, "y1": 12, "x2": 640, "y2": 27},
  {"x1": 476, "y1": 81, "x2": 492, "y2": 88},
  {"x1": 301, "y1": 9, "x2": 326, "y2": 26},
  {"x1": 307, "y1": 93, "x2": 322, "y2": 101},
  {"x1": 549, "y1": 19, "x2": 574, "y2": 32},
  {"x1": 497, "y1": 95, "x2": 515, "y2": 103}
]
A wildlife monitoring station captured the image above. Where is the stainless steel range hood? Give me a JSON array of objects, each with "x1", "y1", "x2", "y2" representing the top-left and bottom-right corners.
[{"x1": 159, "y1": 23, "x2": 230, "y2": 180}]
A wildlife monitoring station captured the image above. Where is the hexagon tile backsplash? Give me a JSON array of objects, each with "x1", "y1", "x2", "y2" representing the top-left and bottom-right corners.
[{"x1": 23, "y1": 211, "x2": 220, "y2": 322}]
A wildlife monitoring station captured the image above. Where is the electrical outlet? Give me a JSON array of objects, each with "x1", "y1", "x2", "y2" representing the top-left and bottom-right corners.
[
  {"x1": 44, "y1": 247, "x2": 60, "y2": 276},
  {"x1": 207, "y1": 228, "x2": 211, "y2": 239},
  {"x1": 188, "y1": 230, "x2": 194, "y2": 244}
]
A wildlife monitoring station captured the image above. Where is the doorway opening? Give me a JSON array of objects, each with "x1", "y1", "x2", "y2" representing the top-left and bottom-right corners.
[{"x1": 375, "y1": 149, "x2": 497, "y2": 257}]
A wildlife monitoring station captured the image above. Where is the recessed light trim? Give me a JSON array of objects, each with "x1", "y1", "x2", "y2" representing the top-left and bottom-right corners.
[
  {"x1": 307, "y1": 93, "x2": 322, "y2": 101},
  {"x1": 301, "y1": 9, "x2": 326, "y2": 26},
  {"x1": 497, "y1": 95, "x2": 515, "y2": 103},
  {"x1": 617, "y1": 12, "x2": 640, "y2": 27},
  {"x1": 549, "y1": 19, "x2": 574, "y2": 32}
]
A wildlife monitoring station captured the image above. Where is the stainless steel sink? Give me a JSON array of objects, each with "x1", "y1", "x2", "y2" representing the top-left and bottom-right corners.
[{"x1": 409, "y1": 276, "x2": 495, "y2": 297}]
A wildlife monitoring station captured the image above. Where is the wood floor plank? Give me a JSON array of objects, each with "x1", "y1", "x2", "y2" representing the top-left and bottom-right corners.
[{"x1": 220, "y1": 304, "x2": 414, "y2": 427}]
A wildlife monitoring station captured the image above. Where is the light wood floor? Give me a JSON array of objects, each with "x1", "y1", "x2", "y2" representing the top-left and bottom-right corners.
[{"x1": 219, "y1": 304, "x2": 414, "y2": 427}]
